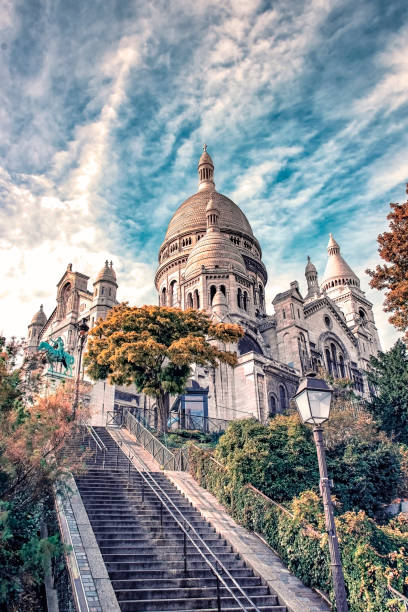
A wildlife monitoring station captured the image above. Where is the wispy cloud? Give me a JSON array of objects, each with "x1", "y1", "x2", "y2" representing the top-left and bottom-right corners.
[{"x1": 0, "y1": 0, "x2": 407, "y2": 350}]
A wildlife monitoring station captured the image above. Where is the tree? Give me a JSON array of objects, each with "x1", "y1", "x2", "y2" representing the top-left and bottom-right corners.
[
  {"x1": 366, "y1": 184, "x2": 408, "y2": 339},
  {"x1": 366, "y1": 340, "x2": 408, "y2": 443},
  {"x1": 84, "y1": 304, "x2": 244, "y2": 432},
  {"x1": 0, "y1": 337, "x2": 88, "y2": 609}
]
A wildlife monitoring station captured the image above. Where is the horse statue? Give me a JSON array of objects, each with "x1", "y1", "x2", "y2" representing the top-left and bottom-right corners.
[{"x1": 38, "y1": 336, "x2": 75, "y2": 376}]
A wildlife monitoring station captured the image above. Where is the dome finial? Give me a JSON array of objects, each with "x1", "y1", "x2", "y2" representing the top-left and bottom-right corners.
[
  {"x1": 198, "y1": 145, "x2": 215, "y2": 192},
  {"x1": 327, "y1": 233, "x2": 340, "y2": 256}
]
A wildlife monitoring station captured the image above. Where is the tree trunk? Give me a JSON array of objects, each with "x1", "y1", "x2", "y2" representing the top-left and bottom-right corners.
[{"x1": 157, "y1": 392, "x2": 170, "y2": 434}]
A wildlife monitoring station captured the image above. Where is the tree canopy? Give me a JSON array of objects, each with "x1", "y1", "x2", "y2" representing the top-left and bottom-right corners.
[
  {"x1": 366, "y1": 339, "x2": 408, "y2": 444},
  {"x1": 84, "y1": 304, "x2": 244, "y2": 431},
  {"x1": 366, "y1": 184, "x2": 408, "y2": 339}
]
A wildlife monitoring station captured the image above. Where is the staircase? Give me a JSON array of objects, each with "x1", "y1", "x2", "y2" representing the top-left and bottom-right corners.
[{"x1": 73, "y1": 426, "x2": 286, "y2": 611}]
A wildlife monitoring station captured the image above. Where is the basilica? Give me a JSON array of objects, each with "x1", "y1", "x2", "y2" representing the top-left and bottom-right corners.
[{"x1": 26, "y1": 147, "x2": 381, "y2": 425}]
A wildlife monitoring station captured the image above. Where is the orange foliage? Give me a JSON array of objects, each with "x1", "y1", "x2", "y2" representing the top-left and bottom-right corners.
[
  {"x1": 366, "y1": 184, "x2": 408, "y2": 339},
  {"x1": 0, "y1": 383, "x2": 89, "y2": 504}
]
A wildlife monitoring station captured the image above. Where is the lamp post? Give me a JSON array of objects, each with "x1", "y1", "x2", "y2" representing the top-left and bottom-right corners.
[
  {"x1": 72, "y1": 318, "x2": 89, "y2": 420},
  {"x1": 293, "y1": 376, "x2": 348, "y2": 612}
]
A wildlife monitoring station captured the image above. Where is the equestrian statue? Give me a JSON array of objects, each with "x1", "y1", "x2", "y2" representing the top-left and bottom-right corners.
[{"x1": 38, "y1": 337, "x2": 74, "y2": 376}]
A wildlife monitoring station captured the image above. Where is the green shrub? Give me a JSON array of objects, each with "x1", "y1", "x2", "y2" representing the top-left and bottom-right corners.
[{"x1": 189, "y1": 444, "x2": 408, "y2": 611}]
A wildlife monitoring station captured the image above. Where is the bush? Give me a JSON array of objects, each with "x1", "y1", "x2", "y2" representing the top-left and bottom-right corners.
[{"x1": 189, "y1": 444, "x2": 408, "y2": 611}]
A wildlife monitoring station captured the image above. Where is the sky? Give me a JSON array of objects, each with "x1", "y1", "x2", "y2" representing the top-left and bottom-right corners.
[{"x1": 1, "y1": 0, "x2": 407, "y2": 349}]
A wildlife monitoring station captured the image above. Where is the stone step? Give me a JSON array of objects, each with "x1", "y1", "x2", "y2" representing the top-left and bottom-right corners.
[
  {"x1": 117, "y1": 596, "x2": 284, "y2": 611},
  {"x1": 111, "y1": 576, "x2": 263, "y2": 589},
  {"x1": 114, "y1": 585, "x2": 272, "y2": 600},
  {"x1": 71, "y1": 429, "x2": 286, "y2": 612}
]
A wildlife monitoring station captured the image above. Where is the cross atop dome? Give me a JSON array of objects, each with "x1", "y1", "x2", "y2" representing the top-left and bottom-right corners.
[{"x1": 203, "y1": 143, "x2": 207, "y2": 152}]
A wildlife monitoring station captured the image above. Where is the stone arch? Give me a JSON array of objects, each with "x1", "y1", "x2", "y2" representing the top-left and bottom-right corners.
[
  {"x1": 161, "y1": 286, "x2": 167, "y2": 306},
  {"x1": 210, "y1": 285, "x2": 217, "y2": 304},
  {"x1": 169, "y1": 280, "x2": 177, "y2": 306},
  {"x1": 193, "y1": 289, "x2": 200, "y2": 309},
  {"x1": 268, "y1": 393, "x2": 277, "y2": 417},
  {"x1": 279, "y1": 385, "x2": 288, "y2": 412}
]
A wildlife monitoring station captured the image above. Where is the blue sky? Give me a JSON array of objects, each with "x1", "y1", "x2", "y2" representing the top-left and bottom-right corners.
[{"x1": 1, "y1": 0, "x2": 407, "y2": 348}]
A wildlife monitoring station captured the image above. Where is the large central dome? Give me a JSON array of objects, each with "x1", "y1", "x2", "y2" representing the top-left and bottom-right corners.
[
  {"x1": 165, "y1": 189, "x2": 254, "y2": 241},
  {"x1": 156, "y1": 146, "x2": 267, "y2": 292}
]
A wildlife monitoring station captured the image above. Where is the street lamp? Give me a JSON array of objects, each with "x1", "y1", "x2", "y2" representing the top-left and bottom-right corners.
[
  {"x1": 293, "y1": 376, "x2": 349, "y2": 612},
  {"x1": 72, "y1": 318, "x2": 89, "y2": 420}
]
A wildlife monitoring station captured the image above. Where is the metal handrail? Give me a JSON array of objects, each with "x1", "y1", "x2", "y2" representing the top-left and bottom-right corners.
[
  {"x1": 112, "y1": 429, "x2": 261, "y2": 612},
  {"x1": 123, "y1": 410, "x2": 188, "y2": 470},
  {"x1": 79, "y1": 420, "x2": 107, "y2": 468},
  {"x1": 87, "y1": 424, "x2": 107, "y2": 452}
]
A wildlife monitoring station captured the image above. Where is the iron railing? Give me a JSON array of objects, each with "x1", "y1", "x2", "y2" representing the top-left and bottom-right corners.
[
  {"x1": 123, "y1": 410, "x2": 188, "y2": 471},
  {"x1": 80, "y1": 421, "x2": 107, "y2": 468},
  {"x1": 111, "y1": 404, "x2": 232, "y2": 435},
  {"x1": 107, "y1": 428, "x2": 261, "y2": 612}
]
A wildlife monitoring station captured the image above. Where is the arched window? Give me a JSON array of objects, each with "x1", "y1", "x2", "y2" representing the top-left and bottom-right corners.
[
  {"x1": 330, "y1": 343, "x2": 338, "y2": 377},
  {"x1": 210, "y1": 285, "x2": 217, "y2": 304},
  {"x1": 187, "y1": 293, "x2": 193, "y2": 308},
  {"x1": 220, "y1": 285, "x2": 226, "y2": 296},
  {"x1": 259, "y1": 284, "x2": 264, "y2": 309},
  {"x1": 193, "y1": 289, "x2": 200, "y2": 309},
  {"x1": 243, "y1": 291, "x2": 248, "y2": 311},
  {"x1": 101, "y1": 286, "x2": 104, "y2": 295},
  {"x1": 237, "y1": 288, "x2": 242, "y2": 308},
  {"x1": 339, "y1": 354, "x2": 345, "y2": 378},
  {"x1": 282, "y1": 309, "x2": 286, "y2": 319},
  {"x1": 109, "y1": 288, "x2": 112, "y2": 296},
  {"x1": 279, "y1": 385, "x2": 287, "y2": 412},
  {"x1": 59, "y1": 282, "x2": 71, "y2": 319},
  {"x1": 169, "y1": 280, "x2": 177, "y2": 306},
  {"x1": 298, "y1": 333, "x2": 307, "y2": 365},
  {"x1": 325, "y1": 348, "x2": 332, "y2": 375},
  {"x1": 161, "y1": 287, "x2": 167, "y2": 306},
  {"x1": 269, "y1": 394, "x2": 277, "y2": 418}
]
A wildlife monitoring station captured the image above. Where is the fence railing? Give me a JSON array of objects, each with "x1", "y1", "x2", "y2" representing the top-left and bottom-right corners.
[
  {"x1": 110, "y1": 404, "x2": 231, "y2": 435},
  {"x1": 107, "y1": 409, "x2": 188, "y2": 471}
]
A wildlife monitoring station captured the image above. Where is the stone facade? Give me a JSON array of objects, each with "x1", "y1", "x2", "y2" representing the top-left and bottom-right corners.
[
  {"x1": 155, "y1": 147, "x2": 381, "y2": 422},
  {"x1": 26, "y1": 146, "x2": 381, "y2": 427},
  {"x1": 25, "y1": 261, "x2": 140, "y2": 426}
]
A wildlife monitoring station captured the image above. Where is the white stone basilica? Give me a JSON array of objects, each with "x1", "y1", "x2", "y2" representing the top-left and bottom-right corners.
[
  {"x1": 154, "y1": 147, "x2": 381, "y2": 421},
  {"x1": 26, "y1": 147, "x2": 381, "y2": 425}
]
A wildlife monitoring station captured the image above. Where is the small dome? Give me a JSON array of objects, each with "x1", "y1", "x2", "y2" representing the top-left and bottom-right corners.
[
  {"x1": 321, "y1": 234, "x2": 359, "y2": 290},
  {"x1": 305, "y1": 256, "x2": 317, "y2": 274},
  {"x1": 31, "y1": 304, "x2": 47, "y2": 326},
  {"x1": 184, "y1": 231, "x2": 247, "y2": 280},
  {"x1": 95, "y1": 260, "x2": 117, "y2": 283},
  {"x1": 212, "y1": 289, "x2": 227, "y2": 308}
]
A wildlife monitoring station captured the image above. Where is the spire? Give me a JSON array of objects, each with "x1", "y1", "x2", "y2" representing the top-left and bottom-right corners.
[
  {"x1": 327, "y1": 233, "x2": 340, "y2": 256},
  {"x1": 198, "y1": 144, "x2": 215, "y2": 192},
  {"x1": 206, "y1": 197, "x2": 220, "y2": 233},
  {"x1": 305, "y1": 256, "x2": 320, "y2": 300},
  {"x1": 321, "y1": 234, "x2": 360, "y2": 292}
]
